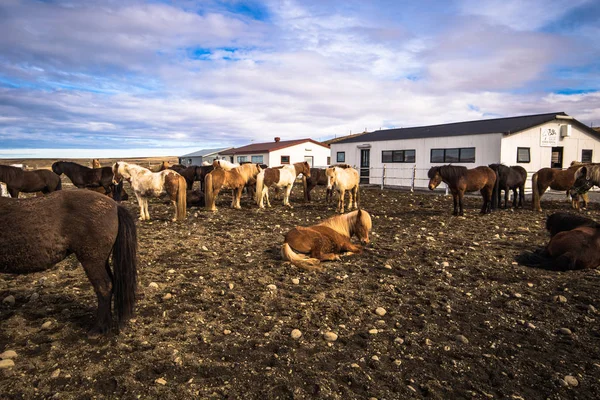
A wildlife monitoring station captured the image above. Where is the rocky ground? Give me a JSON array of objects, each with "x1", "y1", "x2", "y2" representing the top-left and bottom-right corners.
[{"x1": 2, "y1": 182, "x2": 600, "y2": 399}]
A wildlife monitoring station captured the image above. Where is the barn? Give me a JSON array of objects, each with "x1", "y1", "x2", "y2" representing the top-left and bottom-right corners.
[
  {"x1": 329, "y1": 112, "x2": 600, "y2": 189},
  {"x1": 220, "y1": 137, "x2": 330, "y2": 167},
  {"x1": 178, "y1": 147, "x2": 233, "y2": 166}
]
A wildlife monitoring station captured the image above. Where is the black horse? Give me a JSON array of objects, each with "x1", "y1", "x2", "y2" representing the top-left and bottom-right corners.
[
  {"x1": 169, "y1": 165, "x2": 214, "y2": 192},
  {"x1": 0, "y1": 190, "x2": 137, "y2": 335},
  {"x1": 0, "y1": 165, "x2": 62, "y2": 198},
  {"x1": 303, "y1": 167, "x2": 333, "y2": 202},
  {"x1": 488, "y1": 163, "x2": 527, "y2": 209},
  {"x1": 52, "y1": 161, "x2": 121, "y2": 200}
]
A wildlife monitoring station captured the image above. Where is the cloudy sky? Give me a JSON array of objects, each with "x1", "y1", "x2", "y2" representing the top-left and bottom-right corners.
[{"x1": 1, "y1": 0, "x2": 599, "y2": 158}]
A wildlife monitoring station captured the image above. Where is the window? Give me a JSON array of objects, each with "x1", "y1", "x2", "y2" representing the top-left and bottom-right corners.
[
  {"x1": 517, "y1": 147, "x2": 530, "y2": 163},
  {"x1": 237, "y1": 156, "x2": 248, "y2": 163},
  {"x1": 337, "y1": 152, "x2": 345, "y2": 162},
  {"x1": 304, "y1": 156, "x2": 314, "y2": 167},
  {"x1": 327, "y1": 156, "x2": 331, "y2": 165},
  {"x1": 430, "y1": 147, "x2": 476, "y2": 163},
  {"x1": 281, "y1": 155, "x2": 290, "y2": 164},
  {"x1": 382, "y1": 150, "x2": 416, "y2": 163},
  {"x1": 582, "y1": 149, "x2": 593, "y2": 163},
  {"x1": 251, "y1": 155, "x2": 263, "y2": 164}
]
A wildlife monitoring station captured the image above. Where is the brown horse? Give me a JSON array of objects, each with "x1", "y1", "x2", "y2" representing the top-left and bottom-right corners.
[
  {"x1": 256, "y1": 161, "x2": 311, "y2": 208},
  {"x1": 91, "y1": 159, "x2": 129, "y2": 201},
  {"x1": 204, "y1": 163, "x2": 262, "y2": 211},
  {"x1": 0, "y1": 165, "x2": 62, "y2": 198},
  {"x1": 281, "y1": 209, "x2": 372, "y2": 271},
  {"x1": 428, "y1": 165, "x2": 496, "y2": 216},
  {"x1": 0, "y1": 190, "x2": 137, "y2": 335},
  {"x1": 303, "y1": 168, "x2": 333, "y2": 203},
  {"x1": 532, "y1": 162, "x2": 589, "y2": 212}
]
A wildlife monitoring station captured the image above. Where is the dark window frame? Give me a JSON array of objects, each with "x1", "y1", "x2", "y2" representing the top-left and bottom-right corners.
[
  {"x1": 430, "y1": 147, "x2": 476, "y2": 163},
  {"x1": 582, "y1": 149, "x2": 593, "y2": 163},
  {"x1": 382, "y1": 149, "x2": 416, "y2": 163},
  {"x1": 280, "y1": 155, "x2": 290, "y2": 164},
  {"x1": 517, "y1": 147, "x2": 531, "y2": 163},
  {"x1": 336, "y1": 152, "x2": 345, "y2": 162}
]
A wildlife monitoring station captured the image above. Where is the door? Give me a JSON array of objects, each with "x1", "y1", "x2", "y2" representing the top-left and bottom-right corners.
[
  {"x1": 360, "y1": 149, "x2": 370, "y2": 184},
  {"x1": 304, "y1": 156, "x2": 313, "y2": 167},
  {"x1": 551, "y1": 147, "x2": 563, "y2": 168}
]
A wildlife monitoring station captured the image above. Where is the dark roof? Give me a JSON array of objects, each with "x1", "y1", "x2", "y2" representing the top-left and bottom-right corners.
[
  {"x1": 221, "y1": 139, "x2": 329, "y2": 155},
  {"x1": 180, "y1": 147, "x2": 232, "y2": 157},
  {"x1": 333, "y1": 112, "x2": 600, "y2": 143},
  {"x1": 323, "y1": 132, "x2": 368, "y2": 145}
]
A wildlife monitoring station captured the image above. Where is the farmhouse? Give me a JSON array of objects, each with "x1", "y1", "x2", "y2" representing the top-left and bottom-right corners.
[
  {"x1": 329, "y1": 112, "x2": 600, "y2": 189},
  {"x1": 220, "y1": 137, "x2": 330, "y2": 167},
  {"x1": 179, "y1": 147, "x2": 233, "y2": 166}
]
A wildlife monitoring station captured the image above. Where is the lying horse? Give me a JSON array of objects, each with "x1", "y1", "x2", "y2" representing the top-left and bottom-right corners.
[
  {"x1": 113, "y1": 162, "x2": 187, "y2": 221},
  {"x1": 281, "y1": 209, "x2": 372, "y2": 271},
  {"x1": 489, "y1": 163, "x2": 527, "y2": 209},
  {"x1": 204, "y1": 163, "x2": 262, "y2": 211},
  {"x1": 531, "y1": 162, "x2": 587, "y2": 212},
  {"x1": 326, "y1": 165, "x2": 360, "y2": 213},
  {"x1": 0, "y1": 190, "x2": 137, "y2": 335},
  {"x1": 517, "y1": 213, "x2": 600, "y2": 270},
  {"x1": 303, "y1": 168, "x2": 333, "y2": 203},
  {"x1": 428, "y1": 165, "x2": 496, "y2": 216},
  {"x1": 256, "y1": 161, "x2": 311, "y2": 208},
  {"x1": 0, "y1": 165, "x2": 62, "y2": 198},
  {"x1": 52, "y1": 161, "x2": 116, "y2": 197}
]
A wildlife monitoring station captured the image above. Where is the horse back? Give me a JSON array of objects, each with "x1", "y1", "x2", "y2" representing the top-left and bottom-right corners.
[
  {"x1": 464, "y1": 166, "x2": 495, "y2": 192},
  {"x1": 285, "y1": 225, "x2": 346, "y2": 254},
  {"x1": 264, "y1": 168, "x2": 281, "y2": 187}
]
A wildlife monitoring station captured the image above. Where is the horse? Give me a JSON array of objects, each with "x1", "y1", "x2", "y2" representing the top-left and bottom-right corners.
[
  {"x1": 204, "y1": 163, "x2": 262, "y2": 211},
  {"x1": 428, "y1": 165, "x2": 496, "y2": 216},
  {"x1": 92, "y1": 159, "x2": 101, "y2": 168},
  {"x1": 517, "y1": 213, "x2": 600, "y2": 270},
  {"x1": 488, "y1": 163, "x2": 527, "y2": 209},
  {"x1": 112, "y1": 162, "x2": 187, "y2": 221},
  {"x1": 326, "y1": 166, "x2": 360, "y2": 213},
  {"x1": 531, "y1": 162, "x2": 588, "y2": 212},
  {"x1": 0, "y1": 190, "x2": 137, "y2": 335},
  {"x1": 303, "y1": 168, "x2": 333, "y2": 203},
  {"x1": 52, "y1": 161, "x2": 117, "y2": 197},
  {"x1": 213, "y1": 159, "x2": 240, "y2": 170},
  {"x1": 91, "y1": 159, "x2": 129, "y2": 201},
  {"x1": 255, "y1": 161, "x2": 311, "y2": 208},
  {"x1": 281, "y1": 209, "x2": 372, "y2": 271},
  {"x1": 0, "y1": 165, "x2": 62, "y2": 198}
]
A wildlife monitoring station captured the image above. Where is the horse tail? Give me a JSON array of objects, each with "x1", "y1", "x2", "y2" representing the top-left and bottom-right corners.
[
  {"x1": 281, "y1": 243, "x2": 322, "y2": 272},
  {"x1": 255, "y1": 170, "x2": 265, "y2": 204},
  {"x1": 113, "y1": 181, "x2": 123, "y2": 202},
  {"x1": 303, "y1": 174, "x2": 308, "y2": 201},
  {"x1": 532, "y1": 172, "x2": 539, "y2": 211},
  {"x1": 112, "y1": 205, "x2": 138, "y2": 328},
  {"x1": 491, "y1": 169, "x2": 499, "y2": 209},
  {"x1": 177, "y1": 175, "x2": 187, "y2": 220},
  {"x1": 205, "y1": 173, "x2": 214, "y2": 210}
]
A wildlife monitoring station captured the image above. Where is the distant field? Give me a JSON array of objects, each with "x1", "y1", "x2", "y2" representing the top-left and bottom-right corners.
[{"x1": 0, "y1": 156, "x2": 179, "y2": 170}]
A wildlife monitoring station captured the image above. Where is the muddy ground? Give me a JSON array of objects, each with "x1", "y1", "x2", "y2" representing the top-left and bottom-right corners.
[{"x1": 2, "y1": 183, "x2": 600, "y2": 400}]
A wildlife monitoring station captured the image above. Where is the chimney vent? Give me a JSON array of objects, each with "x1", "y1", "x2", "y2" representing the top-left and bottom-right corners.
[{"x1": 274, "y1": 137, "x2": 280, "y2": 142}]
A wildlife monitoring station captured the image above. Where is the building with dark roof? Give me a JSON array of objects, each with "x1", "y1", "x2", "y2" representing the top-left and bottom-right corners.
[
  {"x1": 220, "y1": 137, "x2": 330, "y2": 167},
  {"x1": 329, "y1": 112, "x2": 600, "y2": 189},
  {"x1": 179, "y1": 147, "x2": 233, "y2": 166}
]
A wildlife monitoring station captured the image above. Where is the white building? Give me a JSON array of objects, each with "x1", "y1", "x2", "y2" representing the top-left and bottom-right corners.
[
  {"x1": 220, "y1": 137, "x2": 330, "y2": 167},
  {"x1": 179, "y1": 147, "x2": 233, "y2": 166},
  {"x1": 329, "y1": 112, "x2": 600, "y2": 189}
]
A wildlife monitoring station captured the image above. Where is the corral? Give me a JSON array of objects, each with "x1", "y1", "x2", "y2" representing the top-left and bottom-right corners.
[{"x1": 1, "y1": 181, "x2": 600, "y2": 399}]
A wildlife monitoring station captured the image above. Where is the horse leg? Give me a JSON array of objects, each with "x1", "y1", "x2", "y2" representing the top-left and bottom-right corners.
[
  {"x1": 503, "y1": 188, "x2": 509, "y2": 209},
  {"x1": 284, "y1": 185, "x2": 293, "y2": 208},
  {"x1": 134, "y1": 193, "x2": 145, "y2": 220},
  {"x1": 352, "y1": 186, "x2": 358, "y2": 210},
  {"x1": 511, "y1": 188, "x2": 517, "y2": 208},
  {"x1": 458, "y1": 191, "x2": 465, "y2": 216},
  {"x1": 144, "y1": 198, "x2": 151, "y2": 220},
  {"x1": 452, "y1": 193, "x2": 459, "y2": 216},
  {"x1": 8, "y1": 188, "x2": 19, "y2": 198},
  {"x1": 265, "y1": 187, "x2": 272, "y2": 208},
  {"x1": 80, "y1": 257, "x2": 113, "y2": 335},
  {"x1": 338, "y1": 189, "x2": 346, "y2": 213},
  {"x1": 234, "y1": 187, "x2": 243, "y2": 209}
]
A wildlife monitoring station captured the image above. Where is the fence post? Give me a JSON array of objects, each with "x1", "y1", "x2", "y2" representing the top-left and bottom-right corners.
[
  {"x1": 411, "y1": 165, "x2": 416, "y2": 192},
  {"x1": 381, "y1": 164, "x2": 386, "y2": 190}
]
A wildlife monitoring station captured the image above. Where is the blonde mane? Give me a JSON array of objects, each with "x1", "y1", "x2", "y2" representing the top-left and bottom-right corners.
[
  {"x1": 213, "y1": 159, "x2": 240, "y2": 171},
  {"x1": 318, "y1": 210, "x2": 372, "y2": 239}
]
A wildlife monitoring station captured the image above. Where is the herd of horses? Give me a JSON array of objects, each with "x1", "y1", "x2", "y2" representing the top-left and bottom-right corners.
[{"x1": 2, "y1": 158, "x2": 600, "y2": 335}]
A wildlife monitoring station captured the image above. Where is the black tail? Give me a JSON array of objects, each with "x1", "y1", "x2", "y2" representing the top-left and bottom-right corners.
[
  {"x1": 112, "y1": 205, "x2": 138, "y2": 327},
  {"x1": 491, "y1": 170, "x2": 499, "y2": 209}
]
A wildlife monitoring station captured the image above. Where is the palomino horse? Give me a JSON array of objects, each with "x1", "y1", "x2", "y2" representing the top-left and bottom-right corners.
[
  {"x1": 112, "y1": 162, "x2": 187, "y2": 221},
  {"x1": 92, "y1": 159, "x2": 101, "y2": 168},
  {"x1": 0, "y1": 190, "x2": 137, "y2": 335},
  {"x1": 326, "y1": 165, "x2": 360, "y2": 213},
  {"x1": 256, "y1": 161, "x2": 311, "y2": 208},
  {"x1": 204, "y1": 163, "x2": 262, "y2": 211},
  {"x1": 488, "y1": 163, "x2": 527, "y2": 209},
  {"x1": 428, "y1": 165, "x2": 496, "y2": 216},
  {"x1": 517, "y1": 213, "x2": 600, "y2": 270},
  {"x1": 0, "y1": 165, "x2": 62, "y2": 198},
  {"x1": 303, "y1": 168, "x2": 333, "y2": 203},
  {"x1": 531, "y1": 162, "x2": 589, "y2": 212},
  {"x1": 213, "y1": 159, "x2": 240, "y2": 170},
  {"x1": 281, "y1": 209, "x2": 372, "y2": 271}
]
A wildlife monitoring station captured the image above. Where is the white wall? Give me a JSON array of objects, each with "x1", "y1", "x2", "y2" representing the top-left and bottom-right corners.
[{"x1": 269, "y1": 142, "x2": 330, "y2": 167}]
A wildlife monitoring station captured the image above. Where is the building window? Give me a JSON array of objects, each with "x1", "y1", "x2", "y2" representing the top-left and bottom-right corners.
[
  {"x1": 382, "y1": 150, "x2": 416, "y2": 163},
  {"x1": 337, "y1": 152, "x2": 345, "y2": 162},
  {"x1": 251, "y1": 155, "x2": 263, "y2": 164},
  {"x1": 237, "y1": 156, "x2": 248, "y2": 163},
  {"x1": 517, "y1": 147, "x2": 530, "y2": 163},
  {"x1": 582, "y1": 149, "x2": 593, "y2": 163},
  {"x1": 281, "y1": 155, "x2": 290, "y2": 164},
  {"x1": 327, "y1": 156, "x2": 331, "y2": 165},
  {"x1": 430, "y1": 148, "x2": 476, "y2": 163}
]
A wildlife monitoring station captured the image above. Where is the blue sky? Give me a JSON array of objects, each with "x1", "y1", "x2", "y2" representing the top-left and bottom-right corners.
[{"x1": 1, "y1": 0, "x2": 599, "y2": 158}]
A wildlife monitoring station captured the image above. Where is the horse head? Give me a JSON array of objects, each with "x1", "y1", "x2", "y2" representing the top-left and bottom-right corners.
[
  {"x1": 112, "y1": 162, "x2": 125, "y2": 184},
  {"x1": 427, "y1": 167, "x2": 442, "y2": 190},
  {"x1": 354, "y1": 209, "x2": 372, "y2": 244},
  {"x1": 92, "y1": 159, "x2": 101, "y2": 168},
  {"x1": 325, "y1": 167, "x2": 337, "y2": 190},
  {"x1": 51, "y1": 162, "x2": 63, "y2": 175},
  {"x1": 302, "y1": 161, "x2": 311, "y2": 178}
]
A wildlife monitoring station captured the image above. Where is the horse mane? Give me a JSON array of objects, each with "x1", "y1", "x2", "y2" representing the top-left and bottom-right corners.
[
  {"x1": 330, "y1": 163, "x2": 352, "y2": 169},
  {"x1": 580, "y1": 164, "x2": 600, "y2": 184},
  {"x1": 0, "y1": 165, "x2": 23, "y2": 181},
  {"x1": 546, "y1": 212, "x2": 600, "y2": 237},
  {"x1": 429, "y1": 165, "x2": 467, "y2": 182},
  {"x1": 318, "y1": 210, "x2": 372, "y2": 237},
  {"x1": 235, "y1": 163, "x2": 261, "y2": 179}
]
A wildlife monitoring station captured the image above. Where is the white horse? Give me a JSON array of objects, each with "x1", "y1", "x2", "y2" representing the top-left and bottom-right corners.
[
  {"x1": 326, "y1": 165, "x2": 360, "y2": 213},
  {"x1": 255, "y1": 162, "x2": 311, "y2": 208},
  {"x1": 112, "y1": 162, "x2": 187, "y2": 221},
  {"x1": 213, "y1": 159, "x2": 240, "y2": 171}
]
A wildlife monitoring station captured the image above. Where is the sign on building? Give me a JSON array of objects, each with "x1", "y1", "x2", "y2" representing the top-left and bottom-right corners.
[{"x1": 540, "y1": 127, "x2": 559, "y2": 147}]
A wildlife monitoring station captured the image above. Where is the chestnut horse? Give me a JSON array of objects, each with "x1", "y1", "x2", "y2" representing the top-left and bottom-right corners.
[
  {"x1": 326, "y1": 165, "x2": 360, "y2": 213},
  {"x1": 256, "y1": 161, "x2": 311, "y2": 208},
  {"x1": 204, "y1": 163, "x2": 262, "y2": 211},
  {"x1": 0, "y1": 165, "x2": 62, "y2": 198},
  {"x1": 112, "y1": 162, "x2": 187, "y2": 221},
  {"x1": 303, "y1": 168, "x2": 333, "y2": 203},
  {"x1": 281, "y1": 209, "x2": 372, "y2": 271},
  {"x1": 428, "y1": 165, "x2": 496, "y2": 216},
  {"x1": 0, "y1": 190, "x2": 137, "y2": 335},
  {"x1": 531, "y1": 162, "x2": 590, "y2": 212}
]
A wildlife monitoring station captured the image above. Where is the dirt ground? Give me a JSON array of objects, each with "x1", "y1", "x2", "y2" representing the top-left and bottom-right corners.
[{"x1": 2, "y1": 177, "x2": 600, "y2": 399}]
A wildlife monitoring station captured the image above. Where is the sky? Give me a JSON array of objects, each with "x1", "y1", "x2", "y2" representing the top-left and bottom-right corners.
[{"x1": 0, "y1": 0, "x2": 599, "y2": 158}]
